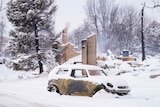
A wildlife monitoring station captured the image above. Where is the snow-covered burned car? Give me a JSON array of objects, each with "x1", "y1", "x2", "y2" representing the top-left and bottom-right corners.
[{"x1": 47, "y1": 64, "x2": 130, "y2": 97}]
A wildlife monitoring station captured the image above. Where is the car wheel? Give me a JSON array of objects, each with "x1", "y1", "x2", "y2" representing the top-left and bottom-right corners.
[
  {"x1": 47, "y1": 84, "x2": 59, "y2": 93},
  {"x1": 105, "y1": 87, "x2": 110, "y2": 93},
  {"x1": 117, "y1": 93, "x2": 127, "y2": 96},
  {"x1": 105, "y1": 87, "x2": 115, "y2": 94},
  {"x1": 92, "y1": 85, "x2": 105, "y2": 96},
  {"x1": 111, "y1": 89, "x2": 115, "y2": 94}
]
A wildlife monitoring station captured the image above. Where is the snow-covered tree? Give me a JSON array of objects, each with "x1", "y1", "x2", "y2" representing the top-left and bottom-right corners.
[
  {"x1": 145, "y1": 21, "x2": 160, "y2": 55},
  {"x1": 75, "y1": 0, "x2": 141, "y2": 54},
  {"x1": 0, "y1": 17, "x2": 5, "y2": 52},
  {"x1": 45, "y1": 50, "x2": 58, "y2": 73},
  {"x1": 69, "y1": 0, "x2": 160, "y2": 56},
  {"x1": 7, "y1": 0, "x2": 57, "y2": 73},
  {"x1": 0, "y1": 0, "x2": 5, "y2": 12},
  {"x1": 0, "y1": 0, "x2": 5, "y2": 53}
]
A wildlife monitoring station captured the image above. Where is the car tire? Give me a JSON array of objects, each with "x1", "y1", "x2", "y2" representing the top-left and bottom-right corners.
[
  {"x1": 92, "y1": 85, "x2": 105, "y2": 96},
  {"x1": 105, "y1": 87, "x2": 115, "y2": 94},
  {"x1": 111, "y1": 89, "x2": 115, "y2": 94},
  {"x1": 105, "y1": 87, "x2": 110, "y2": 93},
  {"x1": 47, "y1": 84, "x2": 59, "y2": 93},
  {"x1": 117, "y1": 93, "x2": 127, "y2": 96}
]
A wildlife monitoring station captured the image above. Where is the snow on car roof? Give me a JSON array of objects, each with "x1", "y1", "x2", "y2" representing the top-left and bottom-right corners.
[{"x1": 56, "y1": 64, "x2": 103, "y2": 70}]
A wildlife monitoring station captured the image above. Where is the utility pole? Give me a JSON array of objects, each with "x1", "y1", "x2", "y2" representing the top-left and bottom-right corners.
[{"x1": 141, "y1": 3, "x2": 146, "y2": 61}]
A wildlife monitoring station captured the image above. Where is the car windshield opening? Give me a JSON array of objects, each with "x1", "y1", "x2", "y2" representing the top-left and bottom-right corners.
[
  {"x1": 88, "y1": 70, "x2": 106, "y2": 76},
  {"x1": 56, "y1": 68, "x2": 68, "y2": 75}
]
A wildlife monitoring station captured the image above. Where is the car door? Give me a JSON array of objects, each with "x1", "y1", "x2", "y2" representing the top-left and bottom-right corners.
[{"x1": 65, "y1": 69, "x2": 98, "y2": 96}]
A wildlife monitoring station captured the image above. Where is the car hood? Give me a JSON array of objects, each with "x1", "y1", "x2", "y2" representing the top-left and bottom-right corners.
[{"x1": 88, "y1": 76, "x2": 129, "y2": 87}]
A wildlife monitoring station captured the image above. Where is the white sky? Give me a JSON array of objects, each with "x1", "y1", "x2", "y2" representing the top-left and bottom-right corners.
[
  {"x1": 1, "y1": 0, "x2": 160, "y2": 34},
  {"x1": 55, "y1": 0, "x2": 87, "y2": 32},
  {"x1": 55, "y1": 0, "x2": 160, "y2": 32}
]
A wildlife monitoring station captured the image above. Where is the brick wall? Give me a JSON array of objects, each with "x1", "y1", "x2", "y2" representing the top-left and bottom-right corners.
[{"x1": 82, "y1": 34, "x2": 96, "y2": 65}]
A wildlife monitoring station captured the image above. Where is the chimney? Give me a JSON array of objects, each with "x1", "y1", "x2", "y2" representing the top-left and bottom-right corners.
[{"x1": 62, "y1": 27, "x2": 68, "y2": 44}]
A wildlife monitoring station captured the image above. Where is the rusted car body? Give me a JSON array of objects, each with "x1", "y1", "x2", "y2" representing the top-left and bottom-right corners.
[
  {"x1": 48, "y1": 79, "x2": 104, "y2": 96},
  {"x1": 47, "y1": 64, "x2": 130, "y2": 97}
]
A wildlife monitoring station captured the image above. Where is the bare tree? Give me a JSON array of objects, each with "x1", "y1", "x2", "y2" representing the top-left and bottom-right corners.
[
  {"x1": 85, "y1": 0, "x2": 117, "y2": 52},
  {"x1": 145, "y1": 21, "x2": 160, "y2": 55},
  {"x1": 143, "y1": 0, "x2": 160, "y2": 55},
  {"x1": 69, "y1": 0, "x2": 160, "y2": 56},
  {"x1": 69, "y1": 21, "x2": 91, "y2": 50},
  {"x1": 84, "y1": 0, "x2": 142, "y2": 54},
  {"x1": 152, "y1": 0, "x2": 160, "y2": 8},
  {"x1": 141, "y1": 3, "x2": 146, "y2": 61}
]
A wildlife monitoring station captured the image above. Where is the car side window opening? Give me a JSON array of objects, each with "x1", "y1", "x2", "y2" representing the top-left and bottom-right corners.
[
  {"x1": 71, "y1": 69, "x2": 88, "y2": 78},
  {"x1": 57, "y1": 68, "x2": 68, "y2": 75}
]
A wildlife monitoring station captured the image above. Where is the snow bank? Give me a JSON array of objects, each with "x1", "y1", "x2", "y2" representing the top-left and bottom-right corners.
[
  {"x1": 0, "y1": 56, "x2": 160, "y2": 107},
  {"x1": 0, "y1": 65, "x2": 39, "y2": 81}
]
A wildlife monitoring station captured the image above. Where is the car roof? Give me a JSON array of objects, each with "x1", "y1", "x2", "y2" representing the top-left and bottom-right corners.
[{"x1": 56, "y1": 64, "x2": 103, "y2": 70}]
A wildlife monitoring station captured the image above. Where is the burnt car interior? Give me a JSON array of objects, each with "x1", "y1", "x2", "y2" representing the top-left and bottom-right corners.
[{"x1": 71, "y1": 69, "x2": 88, "y2": 78}]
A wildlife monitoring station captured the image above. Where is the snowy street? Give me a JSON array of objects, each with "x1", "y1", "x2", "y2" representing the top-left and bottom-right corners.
[
  {"x1": 0, "y1": 72, "x2": 160, "y2": 107},
  {"x1": 0, "y1": 77, "x2": 50, "y2": 107},
  {"x1": 0, "y1": 92, "x2": 45, "y2": 107}
]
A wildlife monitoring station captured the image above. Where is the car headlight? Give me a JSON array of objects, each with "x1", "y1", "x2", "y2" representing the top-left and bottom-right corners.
[
  {"x1": 117, "y1": 86, "x2": 129, "y2": 89},
  {"x1": 107, "y1": 83, "x2": 113, "y2": 88}
]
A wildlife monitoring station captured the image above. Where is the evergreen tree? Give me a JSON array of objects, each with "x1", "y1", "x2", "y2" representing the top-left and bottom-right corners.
[{"x1": 7, "y1": 0, "x2": 57, "y2": 73}]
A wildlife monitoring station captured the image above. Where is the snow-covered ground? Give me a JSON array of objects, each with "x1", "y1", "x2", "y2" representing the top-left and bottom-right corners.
[{"x1": 0, "y1": 56, "x2": 160, "y2": 107}]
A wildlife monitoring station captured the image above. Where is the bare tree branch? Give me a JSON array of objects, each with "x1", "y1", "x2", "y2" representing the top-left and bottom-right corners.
[
  {"x1": 150, "y1": 0, "x2": 160, "y2": 13},
  {"x1": 153, "y1": 5, "x2": 160, "y2": 8},
  {"x1": 0, "y1": 0, "x2": 5, "y2": 12}
]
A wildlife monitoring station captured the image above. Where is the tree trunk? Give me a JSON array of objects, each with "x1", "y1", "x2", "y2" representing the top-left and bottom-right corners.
[
  {"x1": 141, "y1": 3, "x2": 146, "y2": 61},
  {"x1": 34, "y1": 18, "x2": 43, "y2": 74}
]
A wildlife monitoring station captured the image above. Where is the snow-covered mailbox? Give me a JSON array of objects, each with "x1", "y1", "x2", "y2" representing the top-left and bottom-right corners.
[
  {"x1": 122, "y1": 50, "x2": 130, "y2": 57},
  {"x1": 117, "y1": 50, "x2": 136, "y2": 61}
]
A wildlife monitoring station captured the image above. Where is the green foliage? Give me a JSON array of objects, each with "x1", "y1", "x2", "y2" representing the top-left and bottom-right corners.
[{"x1": 6, "y1": 0, "x2": 57, "y2": 71}]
